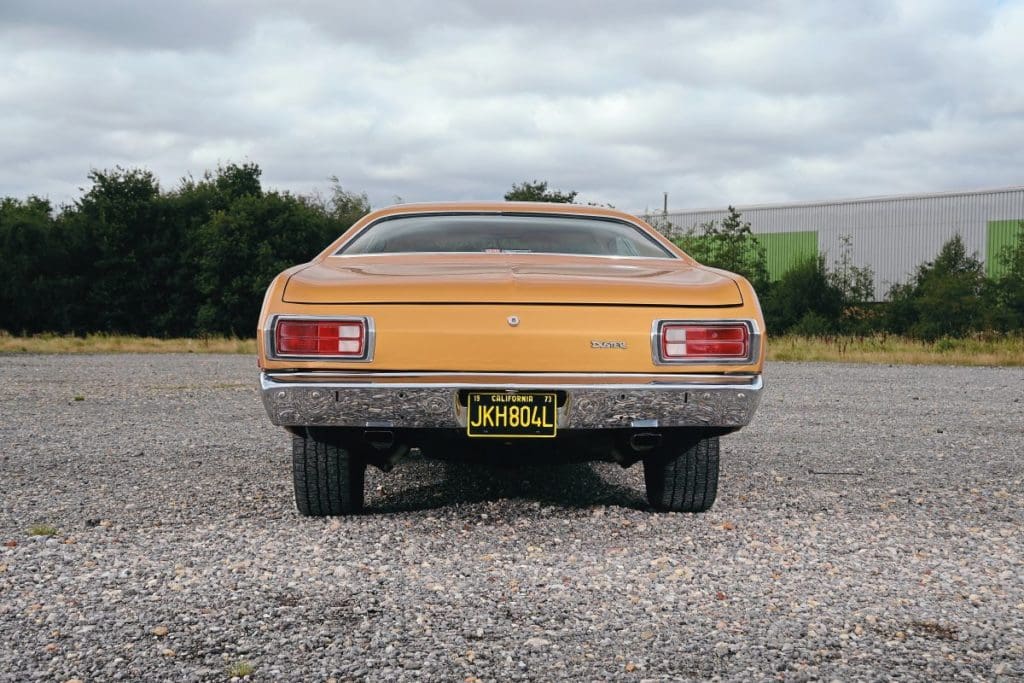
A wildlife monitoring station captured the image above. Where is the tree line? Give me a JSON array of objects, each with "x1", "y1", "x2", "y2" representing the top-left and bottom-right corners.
[
  {"x1": 1, "y1": 170, "x2": 1021, "y2": 339},
  {"x1": 0, "y1": 164, "x2": 368, "y2": 337}
]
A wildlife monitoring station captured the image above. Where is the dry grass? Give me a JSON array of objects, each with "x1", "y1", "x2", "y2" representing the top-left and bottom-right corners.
[
  {"x1": 2, "y1": 331, "x2": 1022, "y2": 366},
  {"x1": 769, "y1": 334, "x2": 1024, "y2": 367},
  {"x1": 0, "y1": 331, "x2": 256, "y2": 355}
]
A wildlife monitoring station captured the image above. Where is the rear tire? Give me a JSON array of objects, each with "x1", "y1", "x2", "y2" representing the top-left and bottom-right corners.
[
  {"x1": 643, "y1": 436, "x2": 719, "y2": 512},
  {"x1": 292, "y1": 431, "x2": 366, "y2": 516}
]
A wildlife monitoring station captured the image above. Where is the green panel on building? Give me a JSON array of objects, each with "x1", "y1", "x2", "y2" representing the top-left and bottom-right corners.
[
  {"x1": 986, "y1": 220, "x2": 1024, "y2": 278},
  {"x1": 757, "y1": 231, "x2": 818, "y2": 280}
]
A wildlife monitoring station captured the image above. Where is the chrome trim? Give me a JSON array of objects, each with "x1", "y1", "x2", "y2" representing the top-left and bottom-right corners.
[
  {"x1": 262, "y1": 370, "x2": 760, "y2": 385},
  {"x1": 264, "y1": 314, "x2": 376, "y2": 363},
  {"x1": 259, "y1": 372, "x2": 763, "y2": 430},
  {"x1": 650, "y1": 319, "x2": 761, "y2": 366}
]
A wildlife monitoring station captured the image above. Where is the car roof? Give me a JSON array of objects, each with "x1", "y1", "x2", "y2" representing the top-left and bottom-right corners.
[{"x1": 365, "y1": 201, "x2": 637, "y2": 222}]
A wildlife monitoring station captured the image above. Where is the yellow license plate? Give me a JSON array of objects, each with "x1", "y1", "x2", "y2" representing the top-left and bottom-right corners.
[{"x1": 466, "y1": 392, "x2": 557, "y2": 438}]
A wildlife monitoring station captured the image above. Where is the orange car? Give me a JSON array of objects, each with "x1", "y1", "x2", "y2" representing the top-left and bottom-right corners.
[{"x1": 258, "y1": 202, "x2": 765, "y2": 515}]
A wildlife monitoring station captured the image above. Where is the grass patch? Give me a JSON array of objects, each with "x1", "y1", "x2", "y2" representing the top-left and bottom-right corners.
[
  {"x1": 28, "y1": 524, "x2": 58, "y2": 537},
  {"x1": 769, "y1": 334, "x2": 1024, "y2": 366},
  {"x1": 227, "y1": 660, "x2": 255, "y2": 678},
  {"x1": 0, "y1": 331, "x2": 255, "y2": 355}
]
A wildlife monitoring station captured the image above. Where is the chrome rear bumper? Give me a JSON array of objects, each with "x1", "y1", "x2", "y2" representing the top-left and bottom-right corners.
[{"x1": 260, "y1": 371, "x2": 763, "y2": 430}]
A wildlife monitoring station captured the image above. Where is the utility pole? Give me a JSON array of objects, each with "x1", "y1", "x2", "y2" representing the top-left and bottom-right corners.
[{"x1": 663, "y1": 192, "x2": 668, "y2": 216}]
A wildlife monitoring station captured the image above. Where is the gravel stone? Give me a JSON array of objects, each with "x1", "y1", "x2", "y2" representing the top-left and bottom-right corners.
[{"x1": 1, "y1": 355, "x2": 1022, "y2": 681}]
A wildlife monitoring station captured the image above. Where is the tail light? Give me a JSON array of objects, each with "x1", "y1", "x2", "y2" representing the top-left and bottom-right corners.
[
  {"x1": 271, "y1": 317, "x2": 372, "y2": 360},
  {"x1": 654, "y1": 321, "x2": 756, "y2": 364}
]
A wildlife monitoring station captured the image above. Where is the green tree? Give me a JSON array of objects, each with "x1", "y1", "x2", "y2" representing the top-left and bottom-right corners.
[
  {"x1": 828, "y1": 235, "x2": 877, "y2": 334},
  {"x1": 0, "y1": 162, "x2": 376, "y2": 337},
  {"x1": 674, "y1": 207, "x2": 770, "y2": 292},
  {"x1": 211, "y1": 161, "x2": 263, "y2": 199},
  {"x1": 309, "y1": 176, "x2": 371, "y2": 228},
  {"x1": 885, "y1": 235, "x2": 988, "y2": 340},
  {"x1": 0, "y1": 197, "x2": 64, "y2": 333},
  {"x1": 56, "y1": 167, "x2": 166, "y2": 334},
  {"x1": 194, "y1": 192, "x2": 343, "y2": 335},
  {"x1": 156, "y1": 163, "x2": 267, "y2": 335},
  {"x1": 762, "y1": 255, "x2": 844, "y2": 335},
  {"x1": 504, "y1": 180, "x2": 578, "y2": 203}
]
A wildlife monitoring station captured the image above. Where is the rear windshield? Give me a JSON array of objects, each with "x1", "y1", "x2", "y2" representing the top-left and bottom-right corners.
[{"x1": 336, "y1": 213, "x2": 675, "y2": 258}]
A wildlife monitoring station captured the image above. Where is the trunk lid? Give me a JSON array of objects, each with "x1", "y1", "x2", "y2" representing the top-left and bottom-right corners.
[{"x1": 283, "y1": 254, "x2": 743, "y2": 307}]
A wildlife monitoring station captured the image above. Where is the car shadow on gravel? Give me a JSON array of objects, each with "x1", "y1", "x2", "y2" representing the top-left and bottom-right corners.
[{"x1": 365, "y1": 459, "x2": 649, "y2": 513}]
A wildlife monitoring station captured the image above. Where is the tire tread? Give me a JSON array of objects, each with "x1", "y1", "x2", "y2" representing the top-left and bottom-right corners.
[
  {"x1": 291, "y1": 432, "x2": 365, "y2": 516},
  {"x1": 644, "y1": 436, "x2": 719, "y2": 512}
]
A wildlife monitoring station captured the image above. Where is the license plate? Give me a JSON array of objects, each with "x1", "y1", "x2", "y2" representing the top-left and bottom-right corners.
[{"x1": 466, "y1": 392, "x2": 557, "y2": 438}]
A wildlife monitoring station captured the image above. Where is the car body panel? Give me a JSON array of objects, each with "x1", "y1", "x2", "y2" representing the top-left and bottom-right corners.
[
  {"x1": 282, "y1": 254, "x2": 744, "y2": 307},
  {"x1": 260, "y1": 303, "x2": 763, "y2": 373}
]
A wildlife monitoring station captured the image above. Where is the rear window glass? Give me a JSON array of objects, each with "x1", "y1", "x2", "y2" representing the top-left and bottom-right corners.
[{"x1": 337, "y1": 214, "x2": 675, "y2": 258}]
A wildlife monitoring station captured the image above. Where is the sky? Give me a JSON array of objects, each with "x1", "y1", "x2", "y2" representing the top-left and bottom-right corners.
[{"x1": 1, "y1": 0, "x2": 1023, "y2": 214}]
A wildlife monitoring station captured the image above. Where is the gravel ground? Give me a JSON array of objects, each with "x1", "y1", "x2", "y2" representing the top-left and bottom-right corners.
[{"x1": 0, "y1": 354, "x2": 1022, "y2": 682}]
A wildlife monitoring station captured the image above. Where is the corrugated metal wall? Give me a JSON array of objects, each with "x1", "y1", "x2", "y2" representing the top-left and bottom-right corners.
[{"x1": 646, "y1": 187, "x2": 1024, "y2": 300}]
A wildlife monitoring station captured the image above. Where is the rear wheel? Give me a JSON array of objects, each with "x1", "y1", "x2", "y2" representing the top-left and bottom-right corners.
[
  {"x1": 643, "y1": 436, "x2": 719, "y2": 512},
  {"x1": 292, "y1": 431, "x2": 366, "y2": 516}
]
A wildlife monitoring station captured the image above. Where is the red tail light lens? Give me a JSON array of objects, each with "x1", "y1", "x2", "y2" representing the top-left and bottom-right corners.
[
  {"x1": 274, "y1": 318, "x2": 369, "y2": 359},
  {"x1": 657, "y1": 322, "x2": 752, "y2": 362}
]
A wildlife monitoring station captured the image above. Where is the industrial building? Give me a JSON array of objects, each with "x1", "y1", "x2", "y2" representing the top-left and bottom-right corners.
[{"x1": 650, "y1": 186, "x2": 1024, "y2": 300}]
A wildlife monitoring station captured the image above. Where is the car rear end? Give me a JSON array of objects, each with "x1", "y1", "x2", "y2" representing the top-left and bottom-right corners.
[{"x1": 257, "y1": 203, "x2": 765, "y2": 515}]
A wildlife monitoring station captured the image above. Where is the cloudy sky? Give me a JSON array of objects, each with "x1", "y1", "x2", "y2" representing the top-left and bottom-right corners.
[{"x1": 1, "y1": 0, "x2": 1022, "y2": 213}]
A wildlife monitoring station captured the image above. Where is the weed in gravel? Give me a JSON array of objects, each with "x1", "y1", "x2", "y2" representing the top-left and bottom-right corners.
[
  {"x1": 908, "y1": 620, "x2": 959, "y2": 640},
  {"x1": 28, "y1": 524, "x2": 57, "y2": 537},
  {"x1": 228, "y1": 660, "x2": 255, "y2": 678}
]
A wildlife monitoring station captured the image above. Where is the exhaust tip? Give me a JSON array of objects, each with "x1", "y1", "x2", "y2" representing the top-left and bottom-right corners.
[
  {"x1": 629, "y1": 432, "x2": 662, "y2": 451},
  {"x1": 363, "y1": 430, "x2": 395, "y2": 450}
]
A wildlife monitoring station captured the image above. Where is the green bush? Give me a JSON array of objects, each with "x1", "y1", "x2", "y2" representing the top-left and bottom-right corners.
[
  {"x1": 790, "y1": 312, "x2": 836, "y2": 337},
  {"x1": 762, "y1": 255, "x2": 844, "y2": 335},
  {"x1": 885, "y1": 235, "x2": 988, "y2": 340}
]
